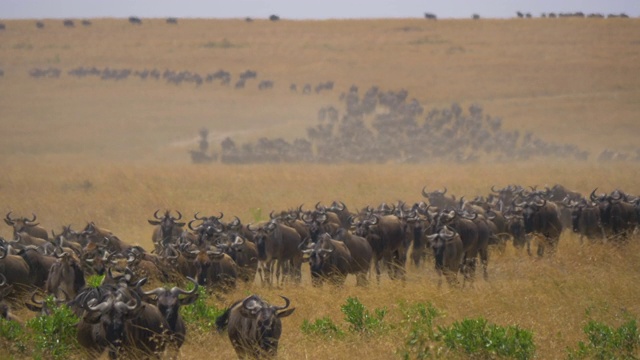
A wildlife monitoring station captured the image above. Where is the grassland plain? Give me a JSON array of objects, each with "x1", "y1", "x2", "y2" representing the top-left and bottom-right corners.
[{"x1": 0, "y1": 17, "x2": 640, "y2": 359}]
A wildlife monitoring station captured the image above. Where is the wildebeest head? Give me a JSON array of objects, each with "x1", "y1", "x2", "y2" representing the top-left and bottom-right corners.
[
  {"x1": 148, "y1": 210, "x2": 185, "y2": 245},
  {"x1": 302, "y1": 233, "x2": 334, "y2": 281},
  {"x1": 142, "y1": 276, "x2": 198, "y2": 329},
  {"x1": 4, "y1": 211, "x2": 47, "y2": 239},
  {"x1": 422, "y1": 187, "x2": 456, "y2": 209},
  {"x1": 514, "y1": 197, "x2": 547, "y2": 233},
  {"x1": 192, "y1": 249, "x2": 225, "y2": 286},
  {"x1": 238, "y1": 295, "x2": 295, "y2": 349},
  {"x1": 351, "y1": 214, "x2": 378, "y2": 238},
  {"x1": 83, "y1": 291, "x2": 143, "y2": 347}
]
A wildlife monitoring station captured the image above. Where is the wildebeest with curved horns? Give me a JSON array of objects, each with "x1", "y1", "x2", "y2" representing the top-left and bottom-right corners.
[
  {"x1": 216, "y1": 294, "x2": 295, "y2": 359},
  {"x1": 301, "y1": 233, "x2": 352, "y2": 286},
  {"x1": 148, "y1": 209, "x2": 185, "y2": 253},
  {"x1": 5, "y1": 211, "x2": 49, "y2": 240},
  {"x1": 426, "y1": 226, "x2": 463, "y2": 286}
]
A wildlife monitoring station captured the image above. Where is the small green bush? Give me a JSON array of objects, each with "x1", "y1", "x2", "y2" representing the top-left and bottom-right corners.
[
  {"x1": 180, "y1": 285, "x2": 224, "y2": 330},
  {"x1": 399, "y1": 302, "x2": 441, "y2": 360},
  {"x1": 438, "y1": 318, "x2": 535, "y2": 360},
  {"x1": 341, "y1": 297, "x2": 388, "y2": 334},
  {"x1": 0, "y1": 317, "x2": 28, "y2": 353},
  {"x1": 567, "y1": 318, "x2": 640, "y2": 360},
  {"x1": 85, "y1": 274, "x2": 105, "y2": 288},
  {"x1": 301, "y1": 316, "x2": 345, "y2": 339},
  {"x1": 26, "y1": 297, "x2": 79, "y2": 360}
]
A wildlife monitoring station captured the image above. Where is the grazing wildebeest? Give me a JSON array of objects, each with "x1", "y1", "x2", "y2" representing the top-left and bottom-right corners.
[
  {"x1": 269, "y1": 15, "x2": 280, "y2": 21},
  {"x1": 216, "y1": 295, "x2": 295, "y2": 359},
  {"x1": 63, "y1": 19, "x2": 74, "y2": 27},
  {"x1": 142, "y1": 277, "x2": 199, "y2": 350},
  {"x1": 424, "y1": 13, "x2": 437, "y2": 20},
  {"x1": 36, "y1": 21, "x2": 45, "y2": 29},
  {"x1": 5, "y1": 211, "x2": 49, "y2": 240},
  {"x1": 426, "y1": 226, "x2": 463, "y2": 286},
  {"x1": 166, "y1": 17, "x2": 178, "y2": 24}
]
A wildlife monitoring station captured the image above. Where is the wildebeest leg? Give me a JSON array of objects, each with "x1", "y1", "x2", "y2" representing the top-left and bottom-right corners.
[
  {"x1": 526, "y1": 235, "x2": 532, "y2": 256},
  {"x1": 479, "y1": 247, "x2": 489, "y2": 281},
  {"x1": 537, "y1": 242, "x2": 545, "y2": 257},
  {"x1": 374, "y1": 256, "x2": 382, "y2": 284}
]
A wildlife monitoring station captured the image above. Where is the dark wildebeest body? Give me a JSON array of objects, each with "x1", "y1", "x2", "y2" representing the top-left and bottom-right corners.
[
  {"x1": 191, "y1": 249, "x2": 238, "y2": 292},
  {"x1": 0, "y1": 244, "x2": 31, "y2": 289},
  {"x1": 353, "y1": 214, "x2": 406, "y2": 282},
  {"x1": 570, "y1": 201, "x2": 605, "y2": 243},
  {"x1": 435, "y1": 211, "x2": 479, "y2": 281},
  {"x1": 303, "y1": 234, "x2": 352, "y2": 286},
  {"x1": 142, "y1": 277, "x2": 199, "y2": 350},
  {"x1": 251, "y1": 221, "x2": 302, "y2": 286},
  {"x1": 333, "y1": 228, "x2": 373, "y2": 286},
  {"x1": 426, "y1": 226, "x2": 463, "y2": 286},
  {"x1": 519, "y1": 199, "x2": 563, "y2": 257},
  {"x1": 216, "y1": 295, "x2": 295, "y2": 359},
  {"x1": 148, "y1": 210, "x2": 185, "y2": 254},
  {"x1": 45, "y1": 251, "x2": 85, "y2": 298}
]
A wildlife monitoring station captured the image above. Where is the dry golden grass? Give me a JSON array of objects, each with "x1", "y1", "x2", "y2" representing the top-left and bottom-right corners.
[{"x1": 0, "y1": 17, "x2": 640, "y2": 359}]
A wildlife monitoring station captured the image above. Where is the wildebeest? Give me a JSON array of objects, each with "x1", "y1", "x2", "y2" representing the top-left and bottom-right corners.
[
  {"x1": 189, "y1": 248, "x2": 238, "y2": 292},
  {"x1": 568, "y1": 199, "x2": 605, "y2": 243},
  {"x1": 216, "y1": 294, "x2": 295, "y2": 359},
  {"x1": 5, "y1": 211, "x2": 49, "y2": 240},
  {"x1": 302, "y1": 233, "x2": 353, "y2": 286},
  {"x1": 269, "y1": 15, "x2": 280, "y2": 21},
  {"x1": 422, "y1": 187, "x2": 457, "y2": 209},
  {"x1": 166, "y1": 17, "x2": 178, "y2": 24},
  {"x1": 128, "y1": 16, "x2": 142, "y2": 25},
  {"x1": 77, "y1": 289, "x2": 169, "y2": 359},
  {"x1": 45, "y1": 250, "x2": 85, "y2": 298},
  {"x1": 249, "y1": 220, "x2": 302, "y2": 286},
  {"x1": 63, "y1": 19, "x2": 74, "y2": 27},
  {"x1": 148, "y1": 210, "x2": 185, "y2": 253},
  {"x1": 351, "y1": 214, "x2": 406, "y2": 282},
  {"x1": 81, "y1": 19, "x2": 92, "y2": 26},
  {"x1": 424, "y1": 13, "x2": 437, "y2": 20},
  {"x1": 36, "y1": 21, "x2": 45, "y2": 29},
  {"x1": 142, "y1": 277, "x2": 199, "y2": 349},
  {"x1": 0, "y1": 241, "x2": 31, "y2": 289},
  {"x1": 515, "y1": 198, "x2": 563, "y2": 256},
  {"x1": 426, "y1": 226, "x2": 463, "y2": 286},
  {"x1": 218, "y1": 235, "x2": 259, "y2": 284}
]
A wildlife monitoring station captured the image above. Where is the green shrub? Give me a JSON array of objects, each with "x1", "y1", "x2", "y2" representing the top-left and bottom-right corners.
[
  {"x1": 85, "y1": 274, "x2": 105, "y2": 288},
  {"x1": 26, "y1": 297, "x2": 79, "y2": 360},
  {"x1": 399, "y1": 302, "x2": 441, "y2": 360},
  {"x1": 567, "y1": 318, "x2": 640, "y2": 360},
  {"x1": 180, "y1": 285, "x2": 224, "y2": 330},
  {"x1": 301, "y1": 316, "x2": 345, "y2": 339},
  {"x1": 0, "y1": 317, "x2": 28, "y2": 354},
  {"x1": 341, "y1": 297, "x2": 388, "y2": 334},
  {"x1": 438, "y1": 318, "x2": 535, "y2": 360}
]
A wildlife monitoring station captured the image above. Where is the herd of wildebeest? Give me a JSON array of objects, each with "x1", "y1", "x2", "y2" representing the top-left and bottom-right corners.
[{"x1": 1, "y1": 183, "x2": 639, "y2": 358}]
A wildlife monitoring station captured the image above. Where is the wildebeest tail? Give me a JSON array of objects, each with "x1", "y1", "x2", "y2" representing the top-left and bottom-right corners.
[{"x1": 215, "y1": 307, "x2": 231, "y2": 332}]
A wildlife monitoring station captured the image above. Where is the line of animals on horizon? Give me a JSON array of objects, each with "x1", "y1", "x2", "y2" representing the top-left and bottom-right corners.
[
  {"x1": 1, "y1": 63, "x2": 637, "y2": 163},
  {"x1": 5, "y1": 63, "x2": 638, "y2": 163},
  {"x1": 0, "y1": 10, "x2": 634, "y2": 31},
  {"x1": 1, "y1": 184, "x2": 639, "y2": 358}
]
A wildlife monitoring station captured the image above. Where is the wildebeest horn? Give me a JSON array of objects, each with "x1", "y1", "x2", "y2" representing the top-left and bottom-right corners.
[
  {"x1": 153, "y1": 209, "x2": 162, "y2": 219},
  {"x1": 441, "y1": 226, "x2": 455, "y2": 239},
  {"x1": 30, "y1": 290, "x2": 45, "y2": 306},
  {"x1": 534, "y1": 198, "x2": 546, "y2": 208},
  {"x1": 0, "y1": 273, "x2": 6, "y2": 286},
  {"x1": 315, "y1": 201, "x2": 325, "y2": 211},
  {"x1": 269, "y1": 210, "x2": 277, "y2": 220},
  {"x1": 242, "y1": 296, "x2": 262, "y2": 312},
  {"x1": 491, "y1": 185, "x2": 500, "y2": 193},
  {"x1": 274, "y1": 295, "x2": 291, "y2": 310},
  {"x1": 369, "y1": 215, "x2": 379, "y2": 225},
  {"x1": 115, "y1": 291, "x2": 142, "y2": 312},
  {"x1": 28, "y1": 213, "x2": 37, "y2": 223},
  {"x1": 87, "y1": 296, "x2": 112, "y2": 312},
  {"x1": 193, "y1": 212, "x2": 206, "y2": 221},
  {"x1": 171, "y1": 277, "x2": 199, "y2": 296},
  {"x1": 247, "y1": 223, "x2": 258, "y2": 232},
  {"x1": 421, "y1": 186, "x2": 429, "y2": 198},
  {"x1": 188, "y1": 219, "x2": 201, "y2": 231},
  {"x1": 173, "y1": 210, "x2": 183, "y2": 220},
  {"x1": 143, "y1": 286, "x2": 166, "y2": 297},
  {"x1": 590, "y1": 188, "x2": 598, "y2": 202},
  {"x1": 214, "y1": 212, "x2": 224, "y2": 220},
  {"x1": 5, "y1": 211, "x2": 15, "y2": 224}
]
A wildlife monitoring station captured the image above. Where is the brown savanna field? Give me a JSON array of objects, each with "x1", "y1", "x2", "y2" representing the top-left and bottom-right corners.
[{"x1": 1, "y1": 17, "x2": 640, "y2": 359}]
